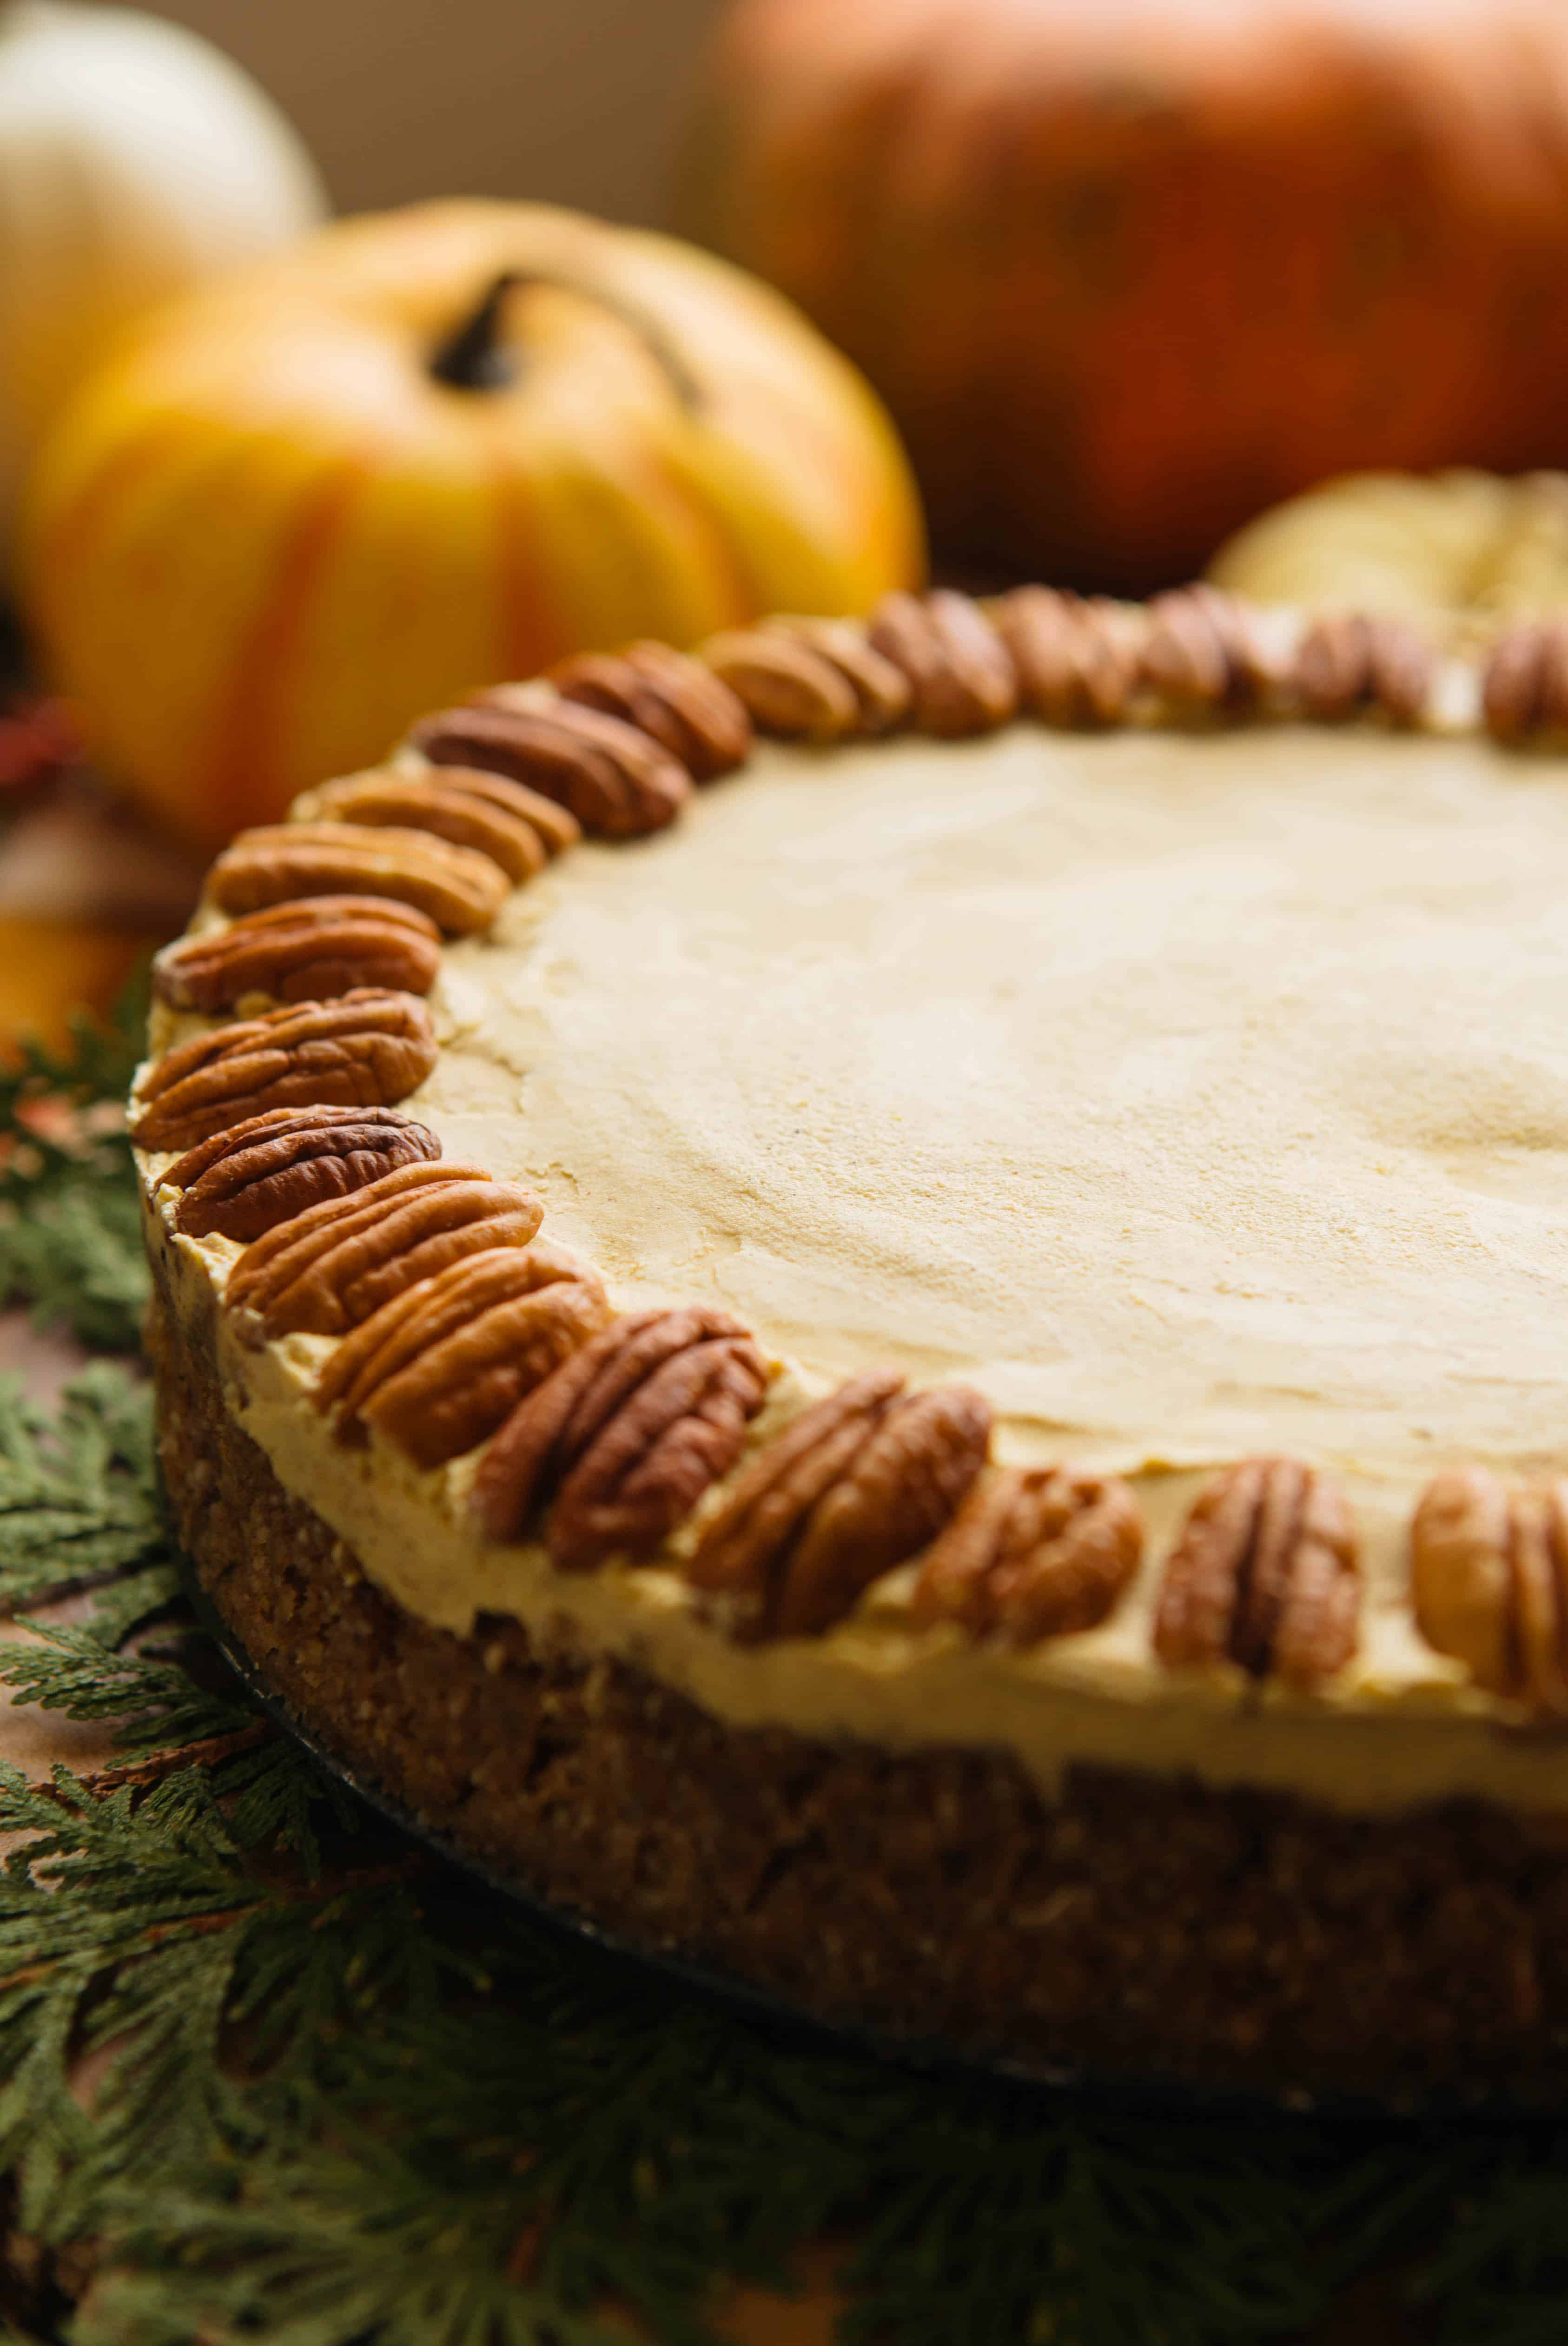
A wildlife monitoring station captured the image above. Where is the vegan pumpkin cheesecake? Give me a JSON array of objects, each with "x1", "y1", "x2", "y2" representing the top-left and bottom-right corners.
[{"x1": 136, "y1": 585, "x2": 1568, "y2": 2104}]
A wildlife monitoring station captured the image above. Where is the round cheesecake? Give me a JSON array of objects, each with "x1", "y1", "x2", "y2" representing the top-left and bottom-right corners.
[{"x1": 137, "y1": 588, "x2": 1568, "y2": 2104}]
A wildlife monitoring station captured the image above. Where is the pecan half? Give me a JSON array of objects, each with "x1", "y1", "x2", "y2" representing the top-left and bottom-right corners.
[
  {"x1": 1153, "y1": 1457, "x2": 1360, "y2": 1689},
  {"x1": 410, "y1": 698, "x2": 690, "y2": 837},
  {"x1": 994, "y1": 587, "x2": 1139, "y2": 728},
  {"x1": 205, "y1": 823, "x2": 507, "y2": 936},
  {"x1": 1411, "y1": 1467, "x2": 1568, "y2": 1714},
  {"x1": 911, "y1": 1464, "x2": 1143, "y2": 1646},
  {"x1": 224, "y1": 1159, "x2": 543, "y2": 1338},
  {"x1": 418, "y1": 767, "x2": 580, "y2": 857},
  {"x1": 153, "y1": 898, "x2": 442, "y2": 1015},
  {"x1": 314, "y1": 1240, "x2": 610, "y2": 1469},
  {"x1": 686, "y1": 1373, "x2": 992, "y2": 1637},
  {"x1": 551, "y1": 642, "x2": 753, "y2": 780},
  {"x1": 475, "y1": 1305, "x2": 769, "y2": 1565},
  {"x1": 1481, "y1": 617, "x2": 1568, "y2": 746},
  {"x1": 165, "y1": 1106, "x2": 441, "y2": 1243},
  {"x1": 1293, "y1": 613, "x2": 1433, "y2": 727},
  {"x1": 761, "y1": 617, "x2": 912, "y2": 733},
  {"x1": 867, "y1": 589, "x2": 1019, "y2": 737},
  {"x1": 297, "y1": 771, "x2": 549, "y2": 884},
  {"x1": 698, "y1": 628, "x2": 860, "y2": 742},
  {"x1": 131, "y1": 991, "x2": 437, "y2": 1153},
  {"x1": 1138, "y1": 585, "x2": 1269, "y2": 717}
]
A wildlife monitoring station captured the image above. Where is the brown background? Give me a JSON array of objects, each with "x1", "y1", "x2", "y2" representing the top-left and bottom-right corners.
[{"x1": 140, "y1": 0, "x2": 728, "y2": 226}]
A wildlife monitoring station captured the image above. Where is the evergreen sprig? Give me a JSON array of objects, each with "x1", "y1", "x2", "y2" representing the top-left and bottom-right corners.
[
  {"x1": 0, "y1": 1366, "x2": 165, "y2": 1615},
  {"x1": 2, "y1": 984, "x2": 1568, "y2": 2343},
  {"x1": 0, "y1": 984, "x2": 150, "y2": 1352}
]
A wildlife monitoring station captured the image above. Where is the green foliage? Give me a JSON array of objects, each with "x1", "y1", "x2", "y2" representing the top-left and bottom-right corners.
[
  {"x1": 0, "y1": 984, "x2": 150, "y2": 1351},
  {"x1": 1411, "y1": 2136, "x2": 1568, "y2": 2346},
  {"x1": 0, "y1": 1181, "x2": 148, "y2": 1355},
  {"x1": 2, "y1": 987, "x2": 1568, "y2": 2344},
  {"x1": 0, "y1": 1366, "x2": 165, "y2": 1613}
]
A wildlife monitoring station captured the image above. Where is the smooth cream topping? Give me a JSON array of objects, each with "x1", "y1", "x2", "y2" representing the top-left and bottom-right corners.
[
  {"x1": 427, "y1": 725, "x2": 1568, "y2": 1486},
  {"x1": 143, "y1": 717, "x2": 1568, "y2": 1812}
]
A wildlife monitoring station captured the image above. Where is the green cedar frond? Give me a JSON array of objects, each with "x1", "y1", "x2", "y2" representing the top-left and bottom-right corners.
[
  {"x1": 79, "y1": 2156, "x2": 645, "y2": 2346},
  {"x1": 0, "y1": 1617, "x2": 245, "y2": 1750},
  {"x1": 1409, "y1": 2141, "x2": 1568, "y2": 2346},
  {"x1": 0, "y1": 1367, "x2": 166, "y2": 1614},
  {"x1": 0, "y1": 1177, "x2": 149, "y2": 1353}
]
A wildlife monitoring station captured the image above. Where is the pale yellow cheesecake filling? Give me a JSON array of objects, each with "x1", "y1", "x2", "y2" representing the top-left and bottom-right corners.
[
  {"x1": 141, "y1": 717, "x2": 1568, "y2": 1813},
  {"x1": 427, "y1": 723, "x2": 1568, "y2": 1487}
]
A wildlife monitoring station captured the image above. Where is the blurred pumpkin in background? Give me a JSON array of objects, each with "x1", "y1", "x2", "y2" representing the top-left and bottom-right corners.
[
  {"x1": 683, "y1": 0, "x2": 1568, "y2": 594},
  {"x1": 0, "y1": 918, "x2": 152, "y2": 1056},
  {"x1": 15, "y1": 200, "x2": 923, "y2": 853},
  {"x1": 1208, "y1": 466, "x2": 1568, "y2": 621},
  {"x1": 0, "y1": 0, "x2": 326, "y2": 550},
  {"x1": 0, "y1": 689, "x2": 202, "y2": 1057}
]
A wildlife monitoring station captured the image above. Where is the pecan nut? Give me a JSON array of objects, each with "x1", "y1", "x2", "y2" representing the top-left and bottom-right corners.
[
  {"x1": 1293, "y1": 613, "x2": 1433, "y2": 727},
  {"x1": 475, "y1": 1305, "x2": 770, "y2": 1565},
  {"x1": 296, "y1": 771, "x2": 551, "y2": 885},
  {"x1": 153, "y1": 897, "x2": 442, "y2": 1015},
  {"x1": 867, "y1": 589, "x2": 1019, "y2": 737},
  {"x1": 1411, "y1": 1467, "x2": 1568, "y2": 1714},
  {"x1": 1153, "y1": 1457, "x2": 1360, "y2": 1688},
  {"x1": 761, "y1": 617, "x2": 912, "y2": 733},
  {"x1": 911, "y1": 1464, "x2": 1143, "y2": 1645},
  {"x1": 686, "y1": 1373, "x2": 992, "y2": 1637},
  {"x1": 224, "y1": 1160, "x2": 543, "y2": 1338},
  {"x1": 1482, "y1": 617, "x2": 1568, "y2": 746},
  {"x1": 131, "y1": 991, "x2": 437, "y2": 1154},
  {"x1": 698, "y1": 628, "x2": 860, "y2": 742},
  {"x1": 1138, "y1": 584, "x2": 1269, "y2": 717},
  {"x1": 994, "y1": 587, "x2": 1139, "y2": 729},
  {"x1": 410, "y1": 697, "x2": 690, "y2": 837},
  {"x1": 551, "y1": 641, "x2": 753, "y2": 780},
  {"x1": 417, "y1": 767, "x2": 580, "y2": 857},
  {"x1": 314, "y1": 1240, "x2": 610, "y2": 1469},
  {"x1": 206, "y1": 823, "x2": 507, "y2": 936},
  {"x1": 164, "y1": 1106, "x2": 441, "y2": 1243}
]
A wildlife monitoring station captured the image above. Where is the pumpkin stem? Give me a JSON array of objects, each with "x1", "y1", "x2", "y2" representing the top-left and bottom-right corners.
[
  {"x1": 429, "y1": 272, "x2": 523, "y2": 391},
  {"x1": 429, "y1": 270, "x2": 702, "y2": 410}
]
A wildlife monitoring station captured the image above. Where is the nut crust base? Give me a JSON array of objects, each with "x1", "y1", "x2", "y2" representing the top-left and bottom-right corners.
[{"x1": 146, "y1": 1284, "x2": 1568, "y2": 2105}]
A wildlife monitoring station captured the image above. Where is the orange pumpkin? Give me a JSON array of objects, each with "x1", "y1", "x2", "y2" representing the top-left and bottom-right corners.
[
  {"x1": 17, "y1": 200, "x2": 923, "y2": 852},
  {"x1": 684, "y1": 0, "x2": 1568, "y2": 592}
]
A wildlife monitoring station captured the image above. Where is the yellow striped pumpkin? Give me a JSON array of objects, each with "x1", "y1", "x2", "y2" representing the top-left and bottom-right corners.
[{"x1": 17, "y1": 199, "x2": 924, "y2": 852}]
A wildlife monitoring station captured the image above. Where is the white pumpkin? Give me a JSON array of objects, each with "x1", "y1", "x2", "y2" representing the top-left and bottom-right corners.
[{"x1": 0, "y1": 0, "x2": 325, "y2": 547}]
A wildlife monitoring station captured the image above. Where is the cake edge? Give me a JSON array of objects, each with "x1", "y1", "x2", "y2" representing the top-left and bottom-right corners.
[{"x1": 147, "y1": 1263, "x2": 1568, "y2": 2105}]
